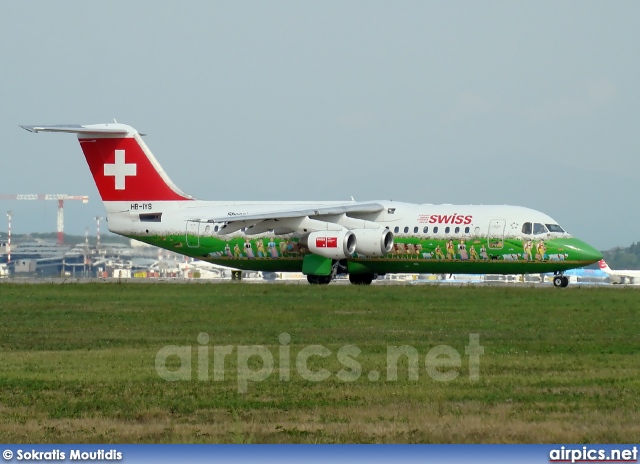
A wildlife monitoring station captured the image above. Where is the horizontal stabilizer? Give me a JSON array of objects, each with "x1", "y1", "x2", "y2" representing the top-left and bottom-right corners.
[
  {"x1": 20, "y1": 122, "x2": 189, "y2": 202},
  {"x1": 20, "y1": 124, "x2": 134, "y2": 136}
]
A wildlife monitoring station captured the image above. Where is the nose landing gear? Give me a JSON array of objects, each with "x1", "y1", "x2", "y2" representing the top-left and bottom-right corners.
[{"x1": 553, "y1": 274, "x2": 569, "y2": 288}]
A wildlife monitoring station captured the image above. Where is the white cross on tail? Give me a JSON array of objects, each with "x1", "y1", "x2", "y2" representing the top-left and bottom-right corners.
[{"x1": 104, "y1": 150, "x2": 137, "y2": 190}]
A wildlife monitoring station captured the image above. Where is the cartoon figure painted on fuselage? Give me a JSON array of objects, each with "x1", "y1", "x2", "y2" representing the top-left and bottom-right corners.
[
  {"x1": 394, "y1": 242, "x2": 407, "y2": 259},
  {"x1": 535, "y1": 240, "x2": 546, "y2": 261},
  {"x1": 233, "y1": 243, "x2": 242, "y2": 258},
  {"x1": 434, "y1": 245, "x2": 445, "y2": 260},
  {"x1": 268, "y1": 237, "x2": 279, "y2": 258},
  {"x1": 225, "y1": 243, "x2": 232, "y2": 258},
  {"x1": 523, "y1": 240, "x2": 533, "y2": 261},
  {"x1": 244, "y1": 239, "x2": 255, "y2": 259},
  {"x1": 445, "y1": 240, "x2": 455, "y2": 260},
  {"x1": 256, "y1": 239, "x2": 266, "y2": 258},
  {"x1": 458, "y1": 242, "x2": 468, "y2": 260},
  {"x1": 469, "y1": 246, "x2": 479, "y2": 260},
  {"x1": 286, "y1": 240, "x2": 300, "y2": 257},
  {"x1": 406, "y1": 243, "x2": 416, "y2": 259},
  {"x1": 480, "y1": 245, "x2": 488, "y2": 260}
]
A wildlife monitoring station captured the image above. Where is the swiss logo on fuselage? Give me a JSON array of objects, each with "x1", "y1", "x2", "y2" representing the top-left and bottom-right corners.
[
  {"x1": 421, "y1": 214, "x2": 473, "y2": 225},
  {"x1": 316, "y1": 237, "x2": 338, "y2": 248}
]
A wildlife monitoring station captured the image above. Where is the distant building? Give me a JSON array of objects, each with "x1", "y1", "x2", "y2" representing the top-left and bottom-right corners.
[{"x1": 14, "y1": 259, "x2": 37, "y2": 273}]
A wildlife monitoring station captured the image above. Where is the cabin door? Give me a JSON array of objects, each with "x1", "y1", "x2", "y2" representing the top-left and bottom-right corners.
[
  {"x1": 186, "y1": 221, "x2": 200, "y2": 248},
  {"x1": 487, "y1": 219, "x2": 505, "y2": 250}
]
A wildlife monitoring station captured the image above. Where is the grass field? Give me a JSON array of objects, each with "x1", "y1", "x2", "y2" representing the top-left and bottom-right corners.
[{"x1": 0, "y1": 283, "x2": 638, "y2": 443}]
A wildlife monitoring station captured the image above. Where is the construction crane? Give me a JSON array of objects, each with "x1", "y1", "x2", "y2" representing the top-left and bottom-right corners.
[{"x1": 0, "y1": 194, "x2": 89, "y2": 245}]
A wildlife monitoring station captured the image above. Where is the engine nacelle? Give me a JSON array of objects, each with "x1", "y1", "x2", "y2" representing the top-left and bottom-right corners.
[
  {"x1": 352, "y1": 228, "x2": 394, "y2": 257},
  {"x1": 300, "y1": 230, "x2": 357, "y2": 259}
]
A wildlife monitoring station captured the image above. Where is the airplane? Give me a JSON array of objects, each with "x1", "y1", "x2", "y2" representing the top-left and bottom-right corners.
[
  {"x1": 597, "y1": 259, "x2": 640, "y2": 284},
  {"x1": 20, "y1": 122, "x2": 602, "y2": 287}
]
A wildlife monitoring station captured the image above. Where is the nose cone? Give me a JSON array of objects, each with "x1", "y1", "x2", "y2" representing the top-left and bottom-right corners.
[{"x1": 558, "y1": 238, "x2": 603, "y2": 264}]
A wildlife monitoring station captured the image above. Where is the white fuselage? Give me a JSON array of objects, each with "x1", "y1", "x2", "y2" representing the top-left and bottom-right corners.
[{"x1": 105, "y1": 200, "x2": 572, "y2": 247}]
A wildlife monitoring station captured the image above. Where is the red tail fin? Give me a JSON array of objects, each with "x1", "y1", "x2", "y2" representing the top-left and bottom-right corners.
[{"x1": 79, "y1": 135, "x2": 191, "y2": 202}]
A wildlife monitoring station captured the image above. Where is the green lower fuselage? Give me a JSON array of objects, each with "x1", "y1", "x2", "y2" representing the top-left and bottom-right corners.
[{"x1": 131, "y1": 233, "x2": 601, "y2": 275}]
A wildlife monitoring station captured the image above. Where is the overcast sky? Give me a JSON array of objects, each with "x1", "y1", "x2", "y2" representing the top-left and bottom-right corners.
[{"x1": 1, "y1": 1, "x2": 638, "y2": 250}]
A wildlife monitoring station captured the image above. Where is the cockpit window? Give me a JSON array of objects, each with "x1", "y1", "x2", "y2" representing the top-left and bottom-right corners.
[
  {"x1": 533, "y1": 223, "x2": 548, "y2": 235},
  {"x1": 546, "y1": 224, "x2": 565, "y2": 233},
  {"x1": 522, "y1": 222, "x2": 532, "y2": 234}
]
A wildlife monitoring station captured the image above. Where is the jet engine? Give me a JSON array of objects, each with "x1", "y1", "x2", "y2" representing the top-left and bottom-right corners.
[
  {"x1": 352, "y1": 228, "x2": 394, "y2": 257},
  {"x1": 300, "y1": 230, "x2": 357, "y2": 259}
]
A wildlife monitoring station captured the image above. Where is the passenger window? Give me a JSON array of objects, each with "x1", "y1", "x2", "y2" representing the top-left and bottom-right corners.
[
  {"x1": 533, "y1": 223, "x2": 548, "y2": 235},
  {"x1": 522, "y1": 222, "x2": 532, "y2": 234},
  {"x1": 404, "y1": 226, "x2": 409, "y2": 233},
  {"x1": 413, "y1": 226, "x2": 418, "y2": 233},
  {"x1": 394, "y1": 226, "x2": 399, "y2": 233},
  {"x1": 423, "y1": 226, "x2": 428, "y2": 234},
  {"x1": 445, "y1": 227, "x2": 450, "y2": 234},
  {"x1": 455, "y1": 227, "x2": 460, "y2": 234},
  {"x1": 214, "y1": 225, "x2": 219, "y2": 232},
  {"x1": 464, "y1": 227, "x2": 470, "y2": 234},
  {"x1": 433, "y1": 226, "x2": 439, "y2": 234}
]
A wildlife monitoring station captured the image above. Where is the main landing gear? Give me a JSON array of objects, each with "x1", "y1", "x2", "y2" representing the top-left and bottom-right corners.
[
  {"x1": 306, "y1": 259, "x2": 343, "y2": 285},
  {"x1": 553, "y1": 273, "x2": 569, "y2": 288},
  {"x1": 307, "y1": 273, "x2": 376, "y2": 285},
  {"x1": 306, "y1": 260, "x2": 377, "y2": 285},
  {"x1": 349, "y1": 274, "x2": 375, "y2": 285},
  {"x1": 307, "y1": 273, "x2": 377, "y2": 285},
  {"x1": 307, "y1": 275, "x2": 332, "y2": 285}
]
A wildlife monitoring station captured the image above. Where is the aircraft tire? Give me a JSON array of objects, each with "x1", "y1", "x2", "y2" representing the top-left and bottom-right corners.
[
  {"x1": 553, "y1": 276, "x2": 563, "y2": 288},
  {"x1": 349, "y1": 274, "x2": 374, "y2": 285},
  {"x1": 561, "y1": 276, "x2": 569, "y2": 287}
]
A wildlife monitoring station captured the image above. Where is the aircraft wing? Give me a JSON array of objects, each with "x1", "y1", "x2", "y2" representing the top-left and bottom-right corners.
[
  {"x1": 193, "y1": 202, "x2": 386, "y2": 235},
  {"x1": 207, "y1": 203, "x2": 385, "y2": 223}
]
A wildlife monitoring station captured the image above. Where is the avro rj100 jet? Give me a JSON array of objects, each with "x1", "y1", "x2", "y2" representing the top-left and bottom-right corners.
[{"x1": 21, "y1": 123, "x2": 602, "y2": 287}]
